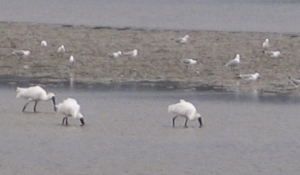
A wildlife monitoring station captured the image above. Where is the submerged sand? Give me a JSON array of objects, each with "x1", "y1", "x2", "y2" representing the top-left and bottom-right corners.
[{"x1": 0, "y1": 22, "x2": 300, "y2": 92}]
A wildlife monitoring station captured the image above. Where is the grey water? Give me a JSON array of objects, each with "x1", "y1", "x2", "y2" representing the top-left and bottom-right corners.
[
  {"x1": 0, "y1": 0, "x2": 300, "y2": 33},
  {"x1": 1, "y1": 86, "x2": 300, "y2": 174}
]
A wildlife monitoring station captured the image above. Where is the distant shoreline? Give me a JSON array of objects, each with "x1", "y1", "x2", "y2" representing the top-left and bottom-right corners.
[{"x1": 0, "y1": 22, "x2": 299, "y2": 94}]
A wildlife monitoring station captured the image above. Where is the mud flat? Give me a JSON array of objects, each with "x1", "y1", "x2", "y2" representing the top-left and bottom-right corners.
[{"x1": 0, "y1": 22, "x2": 300, "y2": 93}]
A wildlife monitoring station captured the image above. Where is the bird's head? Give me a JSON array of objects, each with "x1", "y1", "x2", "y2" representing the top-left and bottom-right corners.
[
  {"x1": 77, "y1": 113, "x2": 85, "y2": 126},
  {"x1": 195, "y1": 113, "x2": 203, "y2": 128},
  {"x1": 47, "y1": 93, "x2": 56, "y2": 111}
]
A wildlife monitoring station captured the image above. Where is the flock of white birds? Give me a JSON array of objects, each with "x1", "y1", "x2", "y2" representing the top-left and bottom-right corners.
[{"x1": 12, "y1": 35, "x2": 300, "y2": 128}]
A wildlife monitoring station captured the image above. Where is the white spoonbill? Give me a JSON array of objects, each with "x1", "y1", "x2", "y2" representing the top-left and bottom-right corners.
[
  {"x1": 175, "y1": 35, "x2": 190, "y2": 44},
  {"x1": 225, "y1": 54, "x2": 240, "y2": 70},
  {"x1": 40, "y1": 40, "x2": 47, "y2": 47},
  {"x1": 12, "y1": 50, "x2": 31, "y2": 58},
  {"x1": 168, "y1": 99, "x2": 202, "y2": 128},
  {"x1": 238, "y1": 72, "x2": 260, "y2": 82},
  {"x1": 16, "y1": 86, "x2": 56, "y2": 112},
  {"x1": 123, "y1": 49, "x2": 138, "y2": 57},
  {"x1": 108, "y1": 51, "x2": 122, "y2": 58},
  {"x1": 262, "y1": 38, "x2": 270, "y2": 49},
  {"x1": 55, "y1": 98, "x2": 85, "y2": 126}
]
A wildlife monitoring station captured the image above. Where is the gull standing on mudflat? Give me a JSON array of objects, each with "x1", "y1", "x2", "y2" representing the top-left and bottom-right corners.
[
  {"x1": 225, "y1": 54, "x2": 240, "y2": 70},
  {"x1": 175, "y1": 35, "x2": 189, "y2": 44},
  {"x1": 41, "y1": 40, "x2": 47, "y2": 47},
  {"x1": 56, "y1": 98, "x2": 85, "y2": 126},
  {"x1": 123, "y1": 49, "x2": 138, "y2": 57},
  {"x1": 238, "y1": 72, "x2": 260, "y2": 82},
  {"x1": 262, "y1": 38, "x2": 270, "y2": 49},
  {"x1": 168, "y1": 99, "x2": 202, "y2": 128},
  {"x1": 12, "y1": 50, "x2": 30, "y2": 58},
  {"x1": 108, "y1": 51, "x2": 122, "y2": 58},
  {"x1": 264, "y1": 50, "x2": 281, "y2": 58},
  {"x1": 57, "y1": 45, "x2": 65, "y2": 57},
  {"x1": 16, "y1": 85, "x2": 56, "y2": 112},
  {"x1": 69, "y1": 55, "x2": 75, "y2": 67},
  {"x1": 180, "y1": 59, "x2": 197, "y2": 70}
]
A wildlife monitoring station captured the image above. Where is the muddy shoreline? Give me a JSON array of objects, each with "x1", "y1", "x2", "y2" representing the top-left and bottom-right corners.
[{"x1": 1, "y1": 22, "x2": 300, "y2": 93}]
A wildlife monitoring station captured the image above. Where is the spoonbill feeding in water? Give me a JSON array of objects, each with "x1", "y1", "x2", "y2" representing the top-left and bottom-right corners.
[
  {"x1": 168, "y1": 99, "x2": 202, "y2": 128},
  {"x1": 55, "y1": 98, "x2": 85, "y2": 126},
  {"x1": 16, "y1": 86, "x2": 56, "y2": 112},
  {"x1": 175, "y1": 35, "x2": 190, "y2": 44},
  {"x1": 225, "y1": 54, "x2": 241, "y2": 70}
]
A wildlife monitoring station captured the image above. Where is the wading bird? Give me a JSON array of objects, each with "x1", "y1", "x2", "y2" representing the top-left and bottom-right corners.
[
  {"x1": 16, "y1": 86, "x2": 56, "y2": 112},
  {"x1": 180, "y1": 58, "x2": 197, "y2": 70},
  {"x1": 168, "y1": 99, "x2": 202, "y2": 128},
  {"x1": 56, "y1": 98, "x2": 85, "y2": 126},
  {"x1": 40, "y1": 40, "x2": 47, "y2": 47},
  {"x1": 57, "y1": 45, "x2": 65, "y2": 57},
  {"x1": 262, "y1": 38, "x2": 270, "y2": 49}
]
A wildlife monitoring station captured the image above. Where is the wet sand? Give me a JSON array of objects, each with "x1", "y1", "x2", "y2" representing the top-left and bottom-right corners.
[{"x1": 1, "y1": 22, "x2": 300, "y2": 92}]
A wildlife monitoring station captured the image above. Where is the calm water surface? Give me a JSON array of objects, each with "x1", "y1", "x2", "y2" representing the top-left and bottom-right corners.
[
  {"x1": 0, "y1": 86, "x2": 300, "y2": 174},
  {"x1": 0, "y1": 0, "x2": 300, "y2": 33}
]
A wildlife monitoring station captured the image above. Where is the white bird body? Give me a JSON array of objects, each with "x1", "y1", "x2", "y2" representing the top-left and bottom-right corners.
[
  {"x1": 225, "y1": 54, "x2": 240, "y2": 68},
  {"x1": 56, "y1": 98, "x2": 85, "y2": 126},
  {"x1": 181, "y1": 59, "x2": 197, "y2": 66},
  {"x1": 168, "y1": 99, "x2": 202, "y2": 127},
  {"x1": 108, "y1": 51, "x2": 122, "y2": 58},
  {"x1": 57, "y1": 45, "x2": 65, "y2": 53},
  {"x1": 12, "y1": 50, "x2": 31, "y2": 58},
  {"x1": 41, "y1": 40, "x2": 47, "y2": 47},
  {"x1": 264, "y1": 50, "x2": 281, "y2": 58},
  {"x1": 238, "y1": 73, "x2": 260, "y2": 81},
  {"x1": 288, "y1": 76, "x2": 300, "y2": 86},
  {"x1": 16, "y1": 86, "x2": 56, "y2": 112},
  {"x1": 123, "y1": 49, "x2": 138, "y2": 57},
  {"x1": 175, "y1": 35, "x2": 190, "y2": 44},
  {"x1": 262, "y1": 38, "x2": 270, "y2": 49},
  {"x1": 69, "y1": 55, "x2": 75, "y2": 63}
]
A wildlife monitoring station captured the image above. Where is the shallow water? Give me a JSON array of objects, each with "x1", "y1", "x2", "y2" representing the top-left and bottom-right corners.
[
  {"x1": 1, "y1": 0, "x2": 300, "y2": 33},
  {"x1": 1, "y1": 85, "x2": 300, "y2": 174}
]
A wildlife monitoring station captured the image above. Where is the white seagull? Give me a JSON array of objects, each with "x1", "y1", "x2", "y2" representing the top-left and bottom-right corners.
[
  {"x1": 225, "y1": 54, "x2": 241, "y2": 69},
  {"x1": 175, "y1": 35, "x2": 190, "y2": 44},
  {"x1": 108, "y1": 51, "x2": 122, "y2": 58},
  {"x1": 123, "y1": 49, "x2": 138, "y2": 57},
  {"x1": 262, "y1": 38, "x2": 270, "y2": 49},
  {"x1": 180, "y1": 59, "x2": 197, "y2": 70},
  {"x1": 57, "y1": 45, "x2": 65, "y2": 57},
  {"x1": 168, "y1": 99, "x2": 202, "y2": 128},
  {"x1": 288, "y1": 76, "x2": 300, "y2": 87},
  {"x1": 16, "y1": 86, "x2": 56, "y2": 112},
  {"x1": 238, "y1": 72, "x2": 260, "y2": 82},
  {"x1": 264, "y1": 50, "x2": 281, "y2": 58},
  {"x1": 56, "y1": 98, "x2": 85, "y2": 126},
  {"x1": 12, "y1": 50, "x2": 31, "y2": 58},
  {"x1": 41, "y1": 40, "x2": 47, "y2": 47},
  {"x1": 69, "y1": 55, "x2": 75, "y2": 67}
]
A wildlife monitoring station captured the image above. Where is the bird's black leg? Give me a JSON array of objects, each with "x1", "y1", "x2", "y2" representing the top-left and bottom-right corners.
[
  {"x1": 22, "y1": 101, "x2": 30, "y2": 112},
  {"x1": 172, "y1": 115, "x2": 178, "y2": 127},
  {"x1": 198, "y1": 117, "x2": 203, "y2": 128},
  {"x1": 62, "y1": 117, "x2": 68, "y2": 125},
  {"x1": 184, "y1": 118, "x2": 188, "y2": 128},
  {"x1": 33, "y1": 101, "x2": 38, "y2": 113}
]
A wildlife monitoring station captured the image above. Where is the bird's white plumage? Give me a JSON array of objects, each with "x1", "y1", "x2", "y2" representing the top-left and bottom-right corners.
[
  {"x1": 16, "y1": 86, "x2": 54, "y2": 101},
  {"x1": 57, "y1": 45, "x2": 65, "y2": 53},
  {"x1": 108, "y1": 51, "x2": 122, "y2": 58},
  {"x1": 123, "y1": 49, "x2": 138, "y2": 57},
  {"x1": 175, "y1": 35, "x2": 190, "y2": 44},
  {"x1": 12, "y1": 50, "x2": 31, "y2": 57},
  {"x1": 180, "y1": 59, "x2": 197, "y2": 66},
  {"x1": 238, "y1": 73, "x2": 260, "y2": 81},
  {"x1": 262, "y1": 38, "x2": 270, "y2": 49},
  {"x1": 168, "y1": 99, "x2": 200, "y2": 121},
  {"x1": 288, "y1": 76, "x2": 300, "y2": 86},
  {"x1": 56, "y1": 98, "x2": 83, "y2": 119},
  {"x1": 225, "y1": 54, "x2": 240, "y2": 67},
  {"x1": 41, "y1": 40, "x2": 47, "y2": 47},
  {"x1": 264, "y1": 51, "x2": 281, "y2": 58},
  {"x1": 69, "y1": 55, "x2": 75, "y2": 63}
]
